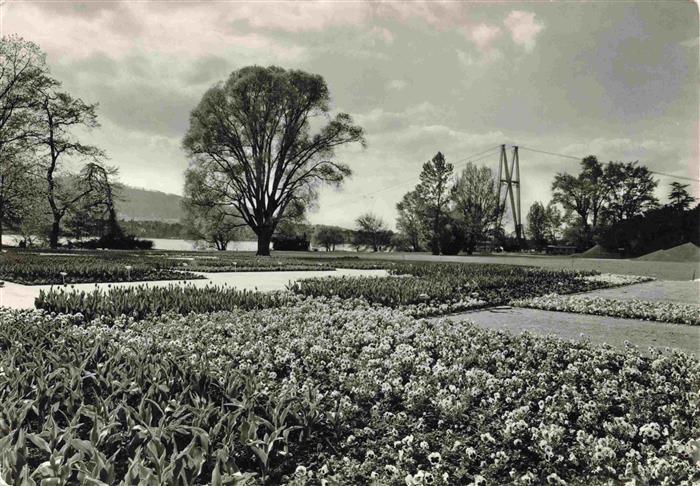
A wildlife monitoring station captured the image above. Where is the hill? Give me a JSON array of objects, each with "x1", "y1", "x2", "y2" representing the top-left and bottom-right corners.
[
  {"x1": 636, "y1": 242, "x2": 700, "y2": 262},
  {"x1": 117, "y1": 186, "x2": 184, "y2": 222}
]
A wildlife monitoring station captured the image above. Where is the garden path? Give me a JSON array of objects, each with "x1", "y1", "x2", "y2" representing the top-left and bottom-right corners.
[
  {"x1": 576, "y1": 280, "x2": 699, "y2": 304},
  {"x1": 0, "y1": 268, "x2": 389, "y2": 310},
  {"x1": 439, "y1": 306, "x2": 700, "y2": 356}
]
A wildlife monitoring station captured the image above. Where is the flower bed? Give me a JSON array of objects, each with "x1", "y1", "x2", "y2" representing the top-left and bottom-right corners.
[
  {"x1": 180, "y1": 256, "x2": 335, "y2": 272},
  {"x1": 289, "y1": 263, "x2": 611, "y2": 314},
  {"x1": 581, "y1": 273, "x2": 654, "y2": 287},
  {"x1": 35, "y1": 284, "x2": 295, "y2": 320},
  {"x1": 511, "y1": 294, "x2": 700, "y2": 326},
  {"x1": 0, "y1": 301, "x2": 697, "y2": 484},
  {"x1": 0, "y1": 252, "x2": 202, "y2": 285}
]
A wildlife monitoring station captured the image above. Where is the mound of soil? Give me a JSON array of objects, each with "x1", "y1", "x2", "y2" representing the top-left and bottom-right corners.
[
  {"x1": 580, "y1": 244, "x2": 621, "y2": 259},
  {"x1": 637, "y1": 242, "x2": 700, "y2": 262}
]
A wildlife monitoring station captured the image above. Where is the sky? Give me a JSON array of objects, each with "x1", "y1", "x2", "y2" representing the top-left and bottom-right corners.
[{"x1": 3, "y1": 0, "x2": 698, "y2": 229}]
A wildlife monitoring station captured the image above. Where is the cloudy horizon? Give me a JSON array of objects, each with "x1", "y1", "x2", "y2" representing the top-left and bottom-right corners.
[{"x1": 3, "y1": 0, "x2": 698, "y2": 229}]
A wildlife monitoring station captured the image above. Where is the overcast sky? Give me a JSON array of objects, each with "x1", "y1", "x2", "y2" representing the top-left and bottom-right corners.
[{"x1": 3, "y1": 0, "x2": 698, "y2": 228}]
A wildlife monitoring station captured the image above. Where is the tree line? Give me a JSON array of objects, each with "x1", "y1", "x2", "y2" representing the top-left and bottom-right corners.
[
  {"x1": 388, "y1": 150, "x2": 696, "y2": 255},
  {"x1": 534, "y1": 157, "x2": 696, "y2": 254}
]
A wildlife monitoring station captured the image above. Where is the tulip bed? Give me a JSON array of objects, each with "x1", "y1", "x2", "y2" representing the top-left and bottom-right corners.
[
  {"x1": 180, "y1": 257, "x2": 334, "y2": 273},
  {"x1": 511, "y1": 294, "x2": 700, "y2": 326},
  {"x1": 289, "y1": 263, "x2": 617, "y2": 314},
  {"x1": 173, "y1": 255, "x2": 394, "y2": 273},
  {"x1": 35, "y1": 284, "x2": 296, "y2": 321},
  {"x1": 34, "y1": 263, "x2": 649, "y2": 320},
  {"x1": 1, "y1": 300, "x2": 698, "y2": 485},
  {"x1": 0, "y1": 252, "x2": 202, "y2": 285}
]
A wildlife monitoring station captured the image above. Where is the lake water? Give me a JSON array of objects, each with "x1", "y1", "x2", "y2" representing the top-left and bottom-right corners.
[
  {"x1": 1, "y1": 235, "x2": 359, "y2": 253},
  {"x1": 0, "y1": 234, "x2": 258, "y2": 252}
]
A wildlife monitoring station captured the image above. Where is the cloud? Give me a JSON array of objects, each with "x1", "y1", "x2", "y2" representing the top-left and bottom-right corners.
[
  {"x1": 457, "y1": 48, "x2": 503, "y2": 67},
  {"x1": 504, "y1": 11, "x2": 544, "y2": 52},
  {"x1": 386, "y1": 79, "x2": 408, "y2": 91},
  {"x1": 469, "y1": 23, "x2": 502, "y2": 51},
  {"x1": 370, "y1": 26, "x2": 395, "y2": 44}
]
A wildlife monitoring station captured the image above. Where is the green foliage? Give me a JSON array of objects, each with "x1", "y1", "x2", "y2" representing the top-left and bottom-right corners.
[
  {"x1": 183, "y1": 65, "x2": 365, "y2": 256},
  {"x1": 290, "y1": 262, "x2": 607, "y2": 314},
  {"x1": 35, "y1": 284, "x2": 294, "y2": 321},
  {"x1": 1, "y1": 300, "x2": 697, "y2": 484},
  {"x1": 118, "y1": 220, "x2": 188, "y2": 239},
  {"x1": 416, "y1": 152, "x2": 453, "y2": 255},
  {"x1": 0, "y1": 252, "x2": 200, "y2": 285},
  {"x1": 668, "y1": 182, "x2": 695, "y2": 211},
  {"x1": 450, "y1": 163, "x2": 500, "y2": 255},
  {"x1": 354, "y1": 213, "x2": 392, "y2": 252},
  {"x1": 601, "y1": 161, "x2": 658, "y2": 224},
  {"x1": 395, "y1": 190, "x2": 424, "y2": 252},
  {"x1": 526, "y1": 201, "x2": 549, "y2": 249},
  {"x1": 598, "y1": 205, "x2": 699, "y2": 257},
  {"x1": 312, "y1": 225, "x2": 346, "y2": 251}
]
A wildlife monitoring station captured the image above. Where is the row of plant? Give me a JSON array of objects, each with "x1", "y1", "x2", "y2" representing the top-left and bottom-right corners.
[
  {"x1": 33, "y1": 265, "x2": 651, "y2": 320},
  {"x1": 288, "y1": 263, "x2": 626, "y2": 313},
  {"x1": 35, "y1": 284, "x2": 295, "y2": 321},
  {"x1": 0, "y1": 252, "x2": 202, "y2": 285},
  {"x1": 179, "y1": 257, "x2": 334, "y2": 273},
  {"x1": 1, "y1": 300, "x2": 697, "y2": 484},
  {"x1": 511, "y1": 294, "x2": 700, "y2": 326}
]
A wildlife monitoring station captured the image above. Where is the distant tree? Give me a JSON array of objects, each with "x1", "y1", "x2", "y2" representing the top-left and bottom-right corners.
[
  {"x1": 183, "y1": 66, "x2": 365, "y2": 256},
  {"x1": 354, "y1": 212, "x2": 391, "y2": 252},
  {"x1": 389, "y1": 232, "x2": 414, "y2": 252},
  {"x1": 31, "y1": 89, "x2": 104, "y2": 248},
  {"x1": 395, "y1": 190, "x2": 423, "y2": 252},
  {"x1": 416, "y1": 152, "x2": 453, "y2": 254},
  {"x1": 182, "y1": 163, "x2": 246, "y2": 251},
  {"x1": 526, "y1": 201, "x2": 548, "y2": 249},
  {"x1": 544, "y1": 201, "x2": 563, "y2": 244},
  {"x1": 313, "y1": 225, "x2": 345, "y2": 251},
  {"x1": 552, "y1": 173, "x2": 591, "y2": 237},
  {"x1": 668, "y1": 182, "x2": 695, "y2": 211},
  {"x1": 601, "y1": 161, "x2": 658, "y2": 224},
  {"x1": 450, "y1": 162, "x2": 499, "y2": 255},
  {"x1": 78, "y1": 163, "x2": 123, "y2": 240},
  {"x1": 580, "y1": 156, "x2": 605, "y2": 229},
  {"x1": 551, "y1": 155, "x2": 609, "y2": 247}
]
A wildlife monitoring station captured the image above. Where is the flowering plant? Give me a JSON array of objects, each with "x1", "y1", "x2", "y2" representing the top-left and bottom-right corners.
[
  {"x1": 512, "y1": 294, "x2": 700, "y2": 326},
  {"x1": 1, "y1": 299, "x2": 697, "y2": 484}
]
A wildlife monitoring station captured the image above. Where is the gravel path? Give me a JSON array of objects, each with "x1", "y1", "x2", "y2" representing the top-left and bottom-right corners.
[
  {"x1": 0, "y1": 268, "x2": 389, "y2": 310},
  {"x1": 356, "y1": 252, "x2": 700, "y2": 281},
  {"x1": 437, "y1": 306, "x2": 700, "y2": 356},
  {"x1": 578, "y1": 280, "x2": 699, "y2": 304}
]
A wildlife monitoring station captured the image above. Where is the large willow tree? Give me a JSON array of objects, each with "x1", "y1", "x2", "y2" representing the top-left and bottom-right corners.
[{"x1": 183, "y1": 66, "x2": 365, "y2": 256}]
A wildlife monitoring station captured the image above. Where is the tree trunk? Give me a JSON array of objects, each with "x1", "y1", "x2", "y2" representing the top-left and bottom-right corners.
[
  {"x1": 256, "y1": 228, "x2": 272, "y2": 256},
  {"x1": 50, "y1": 216, "x2": 61, "y2": 249},
  {"x1": 0, "y1": 216, "x2": 3, "y2": 251}
]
